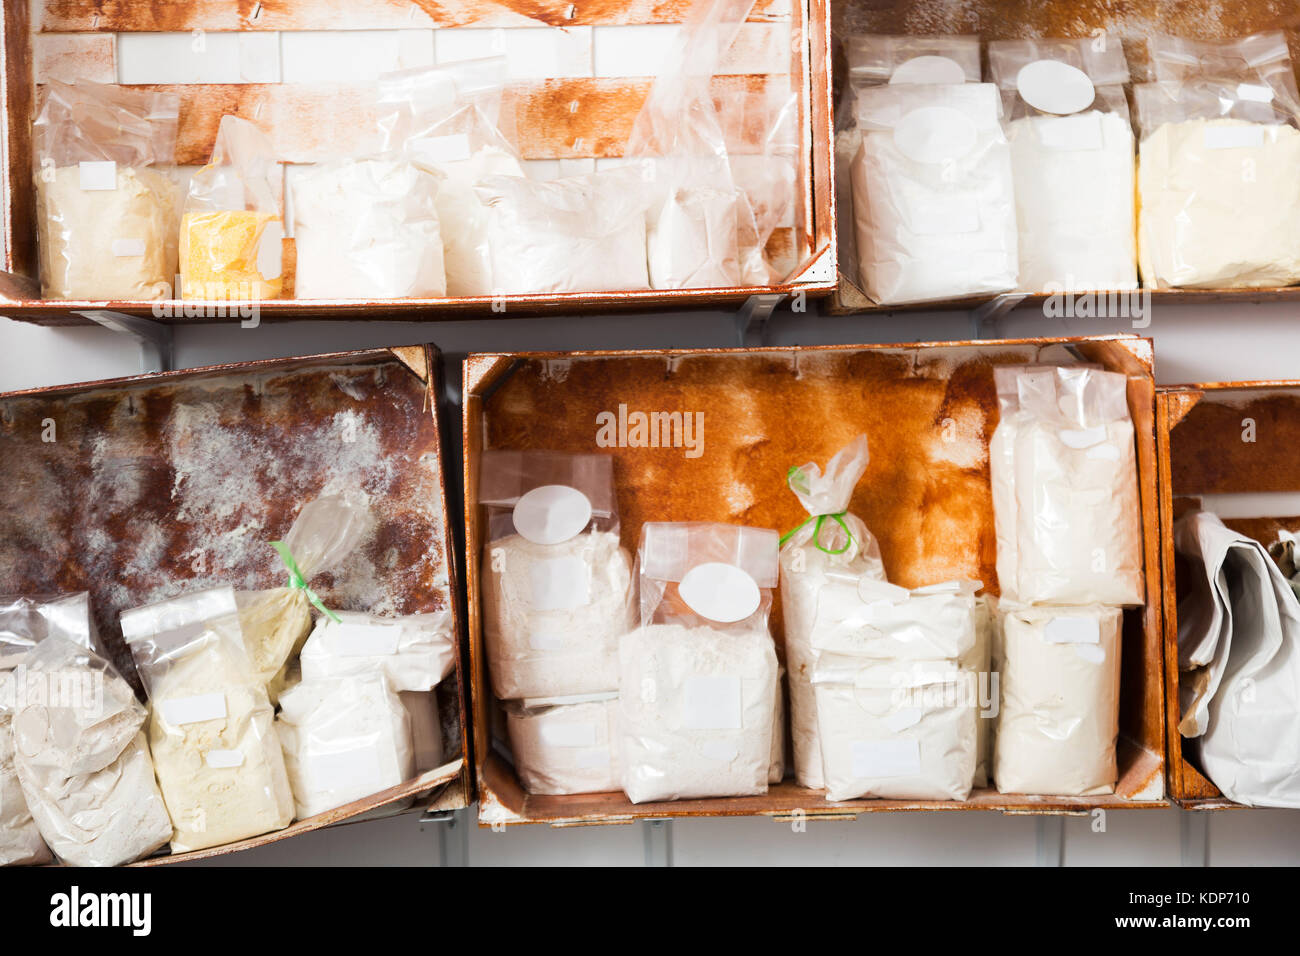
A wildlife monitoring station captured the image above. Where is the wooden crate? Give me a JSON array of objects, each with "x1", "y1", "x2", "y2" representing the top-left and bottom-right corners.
[
  {"x1": 1157, "y1": 380, "x2": 1300, "y2": 810},
  {"x1": 464, "y1": 334, "x2": 1167, "y2": 825},
  {"x1": 0, "y1": 345, "x2": 472, "y2": 863},
  {"x1": 0, "y1": 0, "x2": 835, "y2": 325},
  {"x1": 829, "y1": 0, "x2": 1300, "y2": 315}
]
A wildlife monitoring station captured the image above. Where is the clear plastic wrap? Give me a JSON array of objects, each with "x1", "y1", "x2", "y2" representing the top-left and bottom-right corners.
[
  {"x1": 778, "y1": 434, "x2": 886, "y2": 788},
  {"x1": 181, "y1": 115, "x2": 284, "y2": 300},
  {"x1": 849, "y1": 82, "x2": 1018, "y2": 304},
  {"x1": 812, "y1": 657, "x2": 977, "y2": 802},
  {"x1": 618, "y1": 522, "x2": 780, "y2": 803},
  {"x1": 994, "y1": 604, "x2": 1122, "y2": 796},
  {"x1": 1134, "y1": 32, "x2": 1300, "y2": 289},
  {"x1": 378, "y1": 57, "x2": 526, "y2": 297},
  {"x1": 33, "y1": 80, "x2": 180, "y2": 300},
  {"x1": 963, "y1": 595, "x2": 997, "y2": 788},
  {"x1": 809, "y1": 578, "x2": 981, "y2": 661},
  {"x1": 480, "y1": 450, "x2": 635, "y2": 699},
  {"x1": 991, "y1": 365, "x2": 1144, "y2": 606},
  {"x1": 11, "y1": 635, "x2": 171, "y2": 867},
  {"x1": 504, "y1": 691, "x2": 620, "y2": 795},
  {"x1": 299, "y1": 610, "x2": 454, "y2": 692},
  {"x1": 988, "y1": 35, "x2": 1136, "y2": 292},
  {"x1": 276, "y1": 674, "x2": 413, "y2": 819},
  {"x1": 121, "y1": 586, "x2": 294, "y2": 853}
]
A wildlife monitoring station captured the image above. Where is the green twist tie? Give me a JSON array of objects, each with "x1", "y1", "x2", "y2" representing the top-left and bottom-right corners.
[
  {"x1": 779, "y1": 512, "x2": 853, "y2": 555},
  {"x1": 271, "y1": 540, "x2": 342, "y2": 624}
]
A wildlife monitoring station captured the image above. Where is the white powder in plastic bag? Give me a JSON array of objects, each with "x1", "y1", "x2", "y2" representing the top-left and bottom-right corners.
[
  {"x1": 505, "y1": 692, "x2": 620, "y2": 795},
  {"x1": 0, "y1": 717, "x2": 51, "y2": 866},
  {"x1": 422, "y1": 144, "x2": 524, "y2": 296},
  {"x1": 647, "y1": 186, "x2": 742, "y2": 289},
  {"x1": 299, "y1": 610, "x2": 455, "y2": 693}
]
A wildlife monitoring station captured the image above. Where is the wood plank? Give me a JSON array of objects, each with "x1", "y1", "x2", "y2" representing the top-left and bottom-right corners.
[
  {"x1": 32, "y1": 32, "x2": 115, "y2": 83},
  {"x1": 37, "y1": 0, "x2": 791, "y2": 33}
]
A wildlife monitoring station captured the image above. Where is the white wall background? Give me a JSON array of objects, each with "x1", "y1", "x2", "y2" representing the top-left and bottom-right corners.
[{"x1": 4, "y1": 300, "x2": 1300, "y2": 867}]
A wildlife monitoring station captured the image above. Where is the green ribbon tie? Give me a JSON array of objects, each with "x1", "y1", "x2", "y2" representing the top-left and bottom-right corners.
[
  {"x1": 779, "y1": 512, "x2": 854, "y2": 555},
  {"x1": 271, "y1": 540, "x2": 342, "y2": 624}
]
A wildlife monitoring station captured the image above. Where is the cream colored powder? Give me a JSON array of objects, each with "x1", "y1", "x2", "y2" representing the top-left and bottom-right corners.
[
  {"x1": 994, "y1": 605, "x2": 1122, "y2": 796},
  {"x1": 236, "y1": 588, "x2": 312, "y2": 704},
  {"x1": 505, "y1": 693, "x2": 620, "y2": 795},
  {"x1": 1138, "y1": 118, "x2": 1300, "y2": 288},
  {"x1": 149, "y1": 644, "x2": 294, "y2": 853},
  {"x1": 37, "y1": 165, "x2": 178, "y2": 300},
  {"x1": 0, "y1": 716, "x2": 50, "y2": 866}
]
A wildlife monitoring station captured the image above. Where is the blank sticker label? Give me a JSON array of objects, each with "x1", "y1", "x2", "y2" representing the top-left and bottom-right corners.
[
  {"x1": 852, "y1": 739, "x2": 921, "y2": 778},
  {"x1": 336, "y1": 623, "x2": 402, "y2": 657},
  {"x1": 112, "y1": 238, "x2": 147, "y2": 257},
  {"x1": 1036, "y1": 112, "x2": 1104, "y2": 151},
  {"x1": 529, "y1": 555, "x2": 591, "y2": 611},
  {"x1": 574, "y1": 747, "x2": 611, "y2": 769},
  {"x1": 1204, "y1": 126, "x2": 1265, "y2": 150},
  {"x1": 78, "y1": 161, "x2": 117, "y2": 191},
  {"x1": 1044, "y1": 616, "x2": 1101, "y2": 644},
  {"x1": 314, "y1": 748, "x2": 384, "y2": 793},
  {"x1": 160, "y1": 692, "x2": 227, "y2": 726},
  {"x1": 540, "y1": 721, "x2": 598, "y2": 748},
  {"x1": 907, "y1": 195, "x2": 979, "y2": 235},
  {"x1": 528, "y1": 627, "x2": 564, "y2": 651},
  {"x1": 683, "y1": 675, "x2": 743, "y2": 729},
  {"x1": 204, "y1": 749, "x2": 245, "y2": 769}
]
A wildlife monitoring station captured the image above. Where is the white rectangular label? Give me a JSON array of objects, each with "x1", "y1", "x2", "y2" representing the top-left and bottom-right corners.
[
  {"x1": 852, "y1": 739, "x2": 922, "y2": 778},
  {"x1": 1237, "y1": 83, "x2": 1274, "y2": 104},
  {"x1": 1036, "y1": 112, "x2": 1104, "y2": 151},
  {"x1": 78, "y1": 161, "x2": 117, "y2": 191},
  {"x1": 335, "y1": 623, "x2": 402, "y2": 657},
  {"x1": 410, "y1": 133, "x2": 472, "y2": 165},
  {"x1": 682, "y1": 675, "x2": 743, "y2": 730},
  {"x1": 112, "y1": 238, "x2": 147, "y2": 257},
  {"x1": 313, "y1": 748, "x2": 385, "y2": 794},
  {"x1": 907, "y1": 195, "x2": 979, "y2": 235},
  {"x1": 529, "y1": 556, "x2": 591, "y2": 611},
  {"x1": 528, "y1": 627, "x2": 564, "y2": 651},
  {"x1": 573, "y1": 747, "x2": 611, "y2": 769},
  {"x1": 1204, "y1": 125, "x2": 1266, "y2": 150},
  {"x1": 204, "y1": 749, "x2": 244, "y2": 769},
  {"x1": 1044, "y1": 616, "x2": 1101, "y2": 644},
  {"x1": 160, "y1": 692, "x2": 227, "y2": 726},
  {"x1": 539, "y1": 721, "x2": 598, "y2": 748}
]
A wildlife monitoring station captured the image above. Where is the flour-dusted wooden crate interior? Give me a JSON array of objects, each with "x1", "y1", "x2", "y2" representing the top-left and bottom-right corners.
[
  {"x1": 463, "y1": 334, "x2": 1167, "y2": 825},
  {"x1": 1157, "y1": 380, "x2": 1300, "y2": 810},
  {"x1": 0, "y1": 0, "x2": 835, "y2": 324},
  {"x1": 0, "y1": 345, "x2": 471, "y2": 863},
  {"x1": 829, "y1": 0, "x2": 1300, "y2": 316}
]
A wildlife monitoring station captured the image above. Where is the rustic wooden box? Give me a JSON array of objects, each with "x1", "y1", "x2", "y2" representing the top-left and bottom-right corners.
[
  {"x1": 464, "y1": 334, "x2": 1167, "y2": 825},
  {"x1": 0, "y1": 0, "x2": 835, "y2": 325},
  {"x1": 829, "y1": 0, "x2": 1300, "y2": 316},
  {"x1": 1157, "y1": 381, "x2": 1300, "y2": 810},
  {"x1": 0, "y1": 345, "x2": 471, "y2": 864}
]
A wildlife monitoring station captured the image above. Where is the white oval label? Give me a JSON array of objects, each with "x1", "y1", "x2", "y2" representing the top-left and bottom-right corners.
[
  {"x1": 678, "y1": 562, "x2": 761, "y2": 623},
  {"x1": 890, "y1": 55, "x2": 966, "y2": 86},
  {"x1": 894, "y1": 107, "x2": 978, "y2": 164},
  {"x1": 513, "y1": 485, "x2": 592, "y2": 545},
  {"x1": 1016, "y1": 60, "x2": 1095, "y2": 115}
]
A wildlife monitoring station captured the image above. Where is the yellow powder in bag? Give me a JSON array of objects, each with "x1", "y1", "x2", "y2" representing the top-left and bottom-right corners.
[{"x1": 180, "y1": 209, "x2": 283, "y2": 299}]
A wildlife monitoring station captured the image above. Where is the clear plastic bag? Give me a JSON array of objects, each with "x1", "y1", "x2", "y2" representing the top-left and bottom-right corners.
[
  {"x1": 377, "y1": 57, "x2": 526, "y2": 297},
  {"x1": 777, "y1": 434, "x2": 886, "y2": 788},
  {"x1": 181, "y1": 115, "x2": 284, "y2": 300},
  {"x1": 276, "y1": 674, "x2": 413, "y2": 819},
  {"x1": 11, "y1": 635, "x2": 171, "y2": 866},
  {"x1": 33, "y1": 79, "x2": 180, "y2": 300},
  {"x1": 299, "y1": 610, "x2": 454, "y2": 692},
  {"x1": 1134, "y1": 32, "x2": 1300, "y2": 289},
  {"x1": 618, "y1": 522, "x2": 780, "y2": 803},
  {"x1": 504, "y1": 691, "x2": 620, "y2": 795},
  {"x1": 994, "y1": 604, "x2": 1122, "y2": 796},
  {"x1": 479, "y1": 450, "x2": 634, "y2": 699},
  {"x1": 849, "y1": 82, "x2": 1018, "y2": 304},
  {"x1": 812, "y1": 657, "x2": 977, "y2": 802},
  {"x1": 988, "y1": 35, "x2": 1136, "y2": 292},
  {"x1": 121, "y1": 585, "x2": 294, "y2": 853},
  {"x1": 810, "y1": 578, "x2": 981, "y2": 661},
  {"x1": 475, "y1": 166, "x2": 653, "y2": 295}
]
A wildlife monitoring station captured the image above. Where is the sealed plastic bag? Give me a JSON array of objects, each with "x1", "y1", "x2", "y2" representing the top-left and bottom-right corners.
[
  {"x1": 276, "y1": 674, "x2": 414, "y2": 819},
  {"x1": 122, "y1": 586, "x2": 294, "y2": 853},
  {"x1": 1135, "y1": 32, "x2": 1300, "y2": 289},
  {"x1": 299, "y1": 610, "x2": 454, "y2": 692},
  {"x1": 480, "y1": 450, "x2": 635, "y2": 699},
  {"x1": 990, "y1": 365, "x2": 1143, "y2": 606},
  {"x1": 849, "y1": 82, "x2": 1018, "y2": 304},
  {"x1": 505, "y1": 692, "x2": 620, "y2": 795},
  {"x1": 238, "y1": 495, "x2": 371, "y2": 701},
  {"x1": 12, "y1": 635, "x2": 172, "y2": 866},
  {"x1": 33, "y1": 80, "x2": 180, "y2": 300},
  {"x1": 813, "y1": 657, "x2": 977, "y2": 802},
  {"x1": 378, "y1": 57, "x2": 526, "y2": 297},
  {"x1": 476, "y1": 166, "x2": 653, "y2": 295},
  {"x1": 988, "y1": 35, "x2": 1137, "y2": 292},
  {"x1": 181, "y1": 115, "x2": 284, "y2": 300},
  {"x1": 778, "y1": 435, "x2": 887, "y2": 788},
  {"x1": 619, "y1": 522, "x2": 780, "y2": 803}
]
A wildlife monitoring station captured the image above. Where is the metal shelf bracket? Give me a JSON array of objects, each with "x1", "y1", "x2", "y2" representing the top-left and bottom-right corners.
[{"x1": 76, "y1": 310, "x2": 175, "y2": 373}]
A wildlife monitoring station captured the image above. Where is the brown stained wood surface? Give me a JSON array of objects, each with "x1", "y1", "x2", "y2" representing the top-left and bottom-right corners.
[
  {"x1": 36, "y1": 0, "x2": 792, "y2": 32},
  {"x1": 1170, "y1": 389, "x2": 1300, "y2": 496}
]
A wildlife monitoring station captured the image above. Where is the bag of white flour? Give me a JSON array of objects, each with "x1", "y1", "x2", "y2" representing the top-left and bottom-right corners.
[
  {"x1": 619, "y1": 522, "x2": 780, "y2": 803},
  {"x1": 505, "y1": 692, "x2": 621, "y2": 795},
  {"x1": 300, "y1": 610, "x2": 455, "y2": 693},
  {"x1": 778, "y1": 434, "x2": 887, "y2": 788},
  {"x1": 994, "y1": 604, "x2": 1122, "y2": 795},
  {"x1": 480, "y1": 450, "x2": 636, "y2": 700}
]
